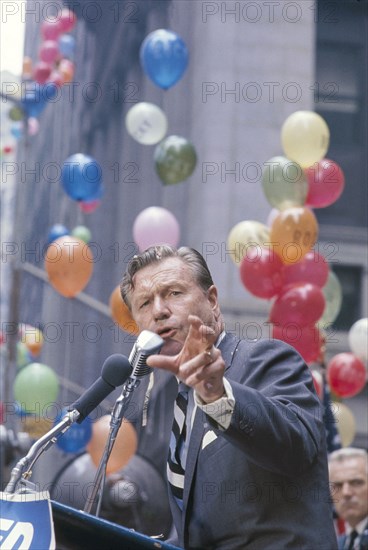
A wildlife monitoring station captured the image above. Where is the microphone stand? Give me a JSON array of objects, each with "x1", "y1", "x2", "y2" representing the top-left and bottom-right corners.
[
  {"x1": 83, "y1": 377, "x2": 139, "y2": 516},
  {"x1": 5, "y1": 409, "x2": 80, "y2": 494}
]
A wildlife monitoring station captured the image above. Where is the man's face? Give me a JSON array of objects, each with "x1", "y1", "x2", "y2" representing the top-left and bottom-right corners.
[
  {"x1": 129, "y1": 257, "x2": 220, "y2": 356},
  {"x1": 329, "y1": 457, "x2": 368, "y2": 528}
]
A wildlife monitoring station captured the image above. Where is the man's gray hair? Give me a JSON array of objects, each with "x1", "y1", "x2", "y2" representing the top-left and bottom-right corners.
[
  {"x1": 328, "y1": 447, "x2": 368, "y2": 471},
  {"x1": 120, "y1": 245, "x2": 214, "y2": 309}
]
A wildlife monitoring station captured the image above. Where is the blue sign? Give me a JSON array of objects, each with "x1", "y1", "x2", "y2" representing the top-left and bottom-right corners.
[{"x1": 0, "y1": 491, "x2": 55, "y2": 549}]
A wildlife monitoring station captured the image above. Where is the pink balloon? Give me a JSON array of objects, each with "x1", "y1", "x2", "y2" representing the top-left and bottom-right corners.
[
  {"x1": 33, "y1": 61, "x2": 52, "y2": 84},
  {"x1": 305, "y1": 159, "x2": 345, "y2": 208},
  {"x1": 240, "y1": 247, "x2": 283, "y2": 299},
  {"x1": 59, "y1": 9, "x2": 77, "y2": 33},
  {"x1": 282, "y1": 251, "x2": 329, "y2": 288},
  {"x1": 79, "y1": 199, "x2": 101, "y2": 214},
  {"x1": 41, "y1": 20, "x2": 62, "y2": 40},
  {"x1": 48, "y1": 70, "x2": 63, "y2": 87},
  {"x1": 133, "y1": 207, "x2": 180, "y2": 251},
  {"x1": 27, "y1": 117, "x2": 39, "y2": 136},
  {"x1": 270, "y1": 283, "x2": 325, "y2": 327},
  {"x1": 39, "y1": 40, "x2": 60, "y2": 63}
]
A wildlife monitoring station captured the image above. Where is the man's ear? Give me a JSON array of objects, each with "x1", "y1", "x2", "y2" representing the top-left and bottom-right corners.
[{"x1": 207, "y1": 285, "x2": 220, "y2": 315}]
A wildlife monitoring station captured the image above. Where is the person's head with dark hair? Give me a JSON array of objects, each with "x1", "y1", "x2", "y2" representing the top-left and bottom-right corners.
[{"x1": 120, "y1": 245, "x2": 223, "y2": 357}]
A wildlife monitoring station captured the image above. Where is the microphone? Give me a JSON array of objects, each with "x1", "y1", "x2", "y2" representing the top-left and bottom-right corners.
[
  {"x1": 71, "y1": 353, "x2": 132, "y2": 422},
  {"x1": 127, "y1": 330, "x2": 164, "y2": 382},
  {"x1": 5, "y1": 354, "x2": 131, "y2": 494}
]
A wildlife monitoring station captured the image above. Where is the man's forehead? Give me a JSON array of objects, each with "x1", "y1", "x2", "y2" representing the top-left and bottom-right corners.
[
  {"x1": 330, "y1": 458, "x2": 367, "y2": 478},
  {"x1": 132, "y1": 257, "x2": 192, "y2": 288}
]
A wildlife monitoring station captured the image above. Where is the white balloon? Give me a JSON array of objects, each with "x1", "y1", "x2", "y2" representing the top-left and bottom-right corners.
[
  {"x1": 348, "y1": 318, "x2": 368, "y2": 363},
  {"x1": 125, "y1": 102, "x2": 168, "y2": 145}
]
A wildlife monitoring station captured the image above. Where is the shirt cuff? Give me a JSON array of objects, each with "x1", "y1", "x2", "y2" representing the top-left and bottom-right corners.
[{"x1": 194, "y1": 378, "x2": 235, "y2": 430}]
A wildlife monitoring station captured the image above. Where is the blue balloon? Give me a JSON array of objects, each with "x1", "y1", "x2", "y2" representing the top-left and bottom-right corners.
[
  {"x1": 59, "y1": 34, "x2": 76, "y2": 59},
  {"x1": 55, "y1": 410, "x2": 92, "y2": 453},
  {"x1": 61, "y1": 154, "x2": 103, "y2": 201},
  {"x1": 47, "y1": 224, "x2": 69, "y2": 244},
  {"x1": 140, "y1": 29, "x2": 189, "y2": 90},
  {"x1": 21, "y1": 82, "x2": 47, "y2": 118}
]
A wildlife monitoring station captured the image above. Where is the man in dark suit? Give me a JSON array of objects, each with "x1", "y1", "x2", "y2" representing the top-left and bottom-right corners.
[
  {"x1": 329, "y1": 448, "x2": 368, "y2": 550},
  {"x1": 120, "y1": 245, "x2": 338, "y2": 549}
]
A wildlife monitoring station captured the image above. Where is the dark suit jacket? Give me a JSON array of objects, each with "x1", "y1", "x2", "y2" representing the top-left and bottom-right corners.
[
  {"x1": 130, "y1": 333, "x2": 338, "y2": 549},
  {"x1": 337, "y1": 523, "x2": 368, "y2": 549}
]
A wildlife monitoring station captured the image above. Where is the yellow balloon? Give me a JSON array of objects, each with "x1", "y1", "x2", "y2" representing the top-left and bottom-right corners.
[
  {"x1": 281, "y1": 111, "x2": 330, "y2": 168},
  {"x1": 332, "y1": 402, "x2": 356, "y2": 447},
  {"x1": 227, "y1": 221, "x2": 270, "y2": 264},
  {"x1": 270, "y1": 207, "x2": 318, "y2": 265}
]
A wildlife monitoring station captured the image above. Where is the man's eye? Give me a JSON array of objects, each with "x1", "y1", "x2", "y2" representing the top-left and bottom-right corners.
[
  {"x1": 140, "y1": 300, "x2": 149, "y2": 309},
  {"x1": 171, "y1": 291, "x2": 181, "y2": 296}
]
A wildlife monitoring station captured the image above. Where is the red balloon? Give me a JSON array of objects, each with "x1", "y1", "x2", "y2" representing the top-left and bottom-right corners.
[
  {"x1": 270, "y1": 283, "x2": 325, "y2": 327},
  {"x1": 240, "y1": 247, "x2": 283, "y2": 299},
  {"x1": 39, "y1": 40, "x2": 60, "y2": 64},
  {"x1": 79, "y1": 199, "x2": 101, "y2": 214},
  {"x1": 305, "y1": 159, "x2": 345, "y2": 208},
  {"x1": 41, "y1": 20, "x2": 62, "y2": 41},
  {"x1": 33, "y1": 61, "x2": 52, "y2": 84},
  {"x1": 282, "y1": 251, "x2": 329, "y2": 288},
  {"x1": 272, "y1": 323, "x2": 323, "y2": 364},
  {"x1": 327, "y1": 352, "x2": 366, "y2": 398},
  {"x1": 59, "y1": 9, "x2": 77, "y2": 33}
]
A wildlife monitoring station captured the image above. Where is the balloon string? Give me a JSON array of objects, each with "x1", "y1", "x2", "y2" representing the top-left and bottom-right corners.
[{"x1": 61, "y1": 300, "x2": 73, "y2": 406}]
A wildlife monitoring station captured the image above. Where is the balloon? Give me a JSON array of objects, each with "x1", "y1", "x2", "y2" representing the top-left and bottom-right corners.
[
  {"x1": 39, "y1": 40, "x2": 60, "y2": 63},
  {"x1": 327, "y1": 353, "x2": 366, "y2": 398},
  {"x1": 348, "y1": 318, "x2": 368, "y2": 363},
  {"x1": 133, "y1": 206, "x2": 180, "y2": 251},
  {"x1": 266, "y1": 208, "x2": 279, "y2": 227},
  {"x1": 44, "y1": 236, "x2": 94, "y2": 298},
  {"x1": 154, "y1": 135, "x2": 197, "y2": 185},
  {"x1": 21, "y1": 83, "x2": 47, "y2": 118},
  {"x1": 262, "y1": 156, "x2": 308, "y2": 210},
  {"x1": 305, "y1": 159, "x2": 345, "y2": 208},
  {"x1": 27, "y1": 117, "x2": 40, "y2": 136},
  {"x1": 140, "y1": 29, "x2": 189, "y2": 89},
  {"x1": 47, "y1": 223, "x2": 69, "y2": 244},
  {"x1": 58, "y1": 58, "x2": 75, "y2": 82},
  {"x1": 20, "y1": 415, "x2": 54, "y2": 439},
  {"x1": 109, "y1": 286, "x2": 139, "y2": 335},
  {"x1": 272, "y1": 323, "x2": 323, "y2": 364},
  {"x1": 125, "y1": 102, "x2": 168, "y2": 145},
  {"x1": 311, "y1": 370, "x2": 323, "y2": 399},
  {"x1": 269, "y1": 207, "x2": 318, "y2": 265},
  {"x1": 71, "y1": 225, "x2": 91, "y2": 243},
  {"x1": 282, "y1": 251, "x2": 329, "y2": 288},
  {"x1": 33, "y1": 61, "x2": 52, "y2": 84},
  {"x1": 61, "y1": 154, "x2": 102, "y2": 201},
  {"x1": 23, "y1": 327, "x2": 44, "y2": 357},
  {"x1": 227, "y1": 221, "x2": 270, "y2": 265},
  {"x1": 59, "y1": 9, "x2": 77, "y2": 33},
  {"x1": 281, "y1": 111, "x2": 330, "y2": 168},
  {"x1": 87, "y1": 415, "x2": 137, "y2": 474},
  {"x1": 79, "y1": 199, "x2": 101, "y2": 214},
  {"x1": 239, "y1": 247, "x2": 283, "y2": 299},
  {"x1": 48, "y1": 70, "x2": 63, "y2": 87},
  {"x1": 13, "y1": 362, "x2": 59, "y2": 412},
  {"x1": 22, "y1": 56, "x2": 33, "y2": 79},
  {"x1": 332, "y1": 402, "x2": 356, "y2": 447},
  {"x1": 8, "y1": 106, "x2": 24, "y2": 121},
  {"x1": 317, "y1": 271, "x2": 343, "y2": 329},
  {"x1": 41, "y1": 20, "x2": 62, "y2": 40},
  {"x1": 270, "y1": 283, "x2": 325, "y2": 327},
  {"x1": 11, "y1": 122, "x2": 23, "y2": 140},
  {"x1": 17, "y1": 341, "x2": 31, "y2": 370},
  {"x1": 56, "y1": 411, "x2": 92, "y2": 453},
  {"x1": 59, "y1": 34, "x2": 76, "y2": 58}
]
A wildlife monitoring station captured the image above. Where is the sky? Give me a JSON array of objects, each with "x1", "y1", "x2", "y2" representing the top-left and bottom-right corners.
[{"x1": 0, "y1": 5, "x2": 26, "y2": 74}]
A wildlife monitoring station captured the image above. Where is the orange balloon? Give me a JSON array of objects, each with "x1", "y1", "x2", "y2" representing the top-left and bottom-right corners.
[
  {"x1": 87, "y1": 415, "x2": 137, "y2": 474},
  {"x1": 109, "y1": 285, "x2": 139, "y2": 335},
  {"x1": 44, "y1": 236, "x2": 93, "y2": 297},
  {"x1": 270, "y1": 207, "x2": 318, "y2": 265}
]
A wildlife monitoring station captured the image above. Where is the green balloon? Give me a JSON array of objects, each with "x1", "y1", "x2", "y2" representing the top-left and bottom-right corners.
[
  {"x1": 13, "y1": 362, "x2": 59, "y2": 412},
  {"x1": 317, "y1": 271, "x2": 343, "y2": 329},
  {"x1": 154, "y1": 135, "x2": 197, "y2": 185},
  {"x1": 16, "y1": 341, "x2": 31, "y2": 370},
  {"x1": 8, "y1": 106, "x2": 24, "y2": 122},
  {"x1": 262, "y1": 155, "x2": 308, "y2": 210},
  {"x1": 71, "y1": 225, "x2": 92, "y2": 243}
]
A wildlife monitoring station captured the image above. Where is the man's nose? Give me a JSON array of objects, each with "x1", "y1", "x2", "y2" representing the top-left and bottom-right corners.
[
  {"x1": 152, "y1": 296, "x2": 170, "y2": 319},
  {"x1": 341, "y1": 482, "x2": 353, "y2": 496}
]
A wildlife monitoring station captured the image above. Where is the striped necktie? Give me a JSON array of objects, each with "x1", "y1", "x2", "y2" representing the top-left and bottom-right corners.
[
  {"x1": 347, "y1": 530, "x2": 358, "y2": 550},
  {"x1": 167, "y1": 383, "x2": 189, "y2": 506}
]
